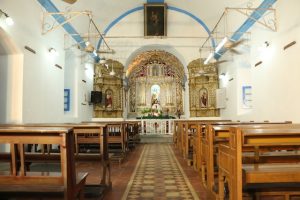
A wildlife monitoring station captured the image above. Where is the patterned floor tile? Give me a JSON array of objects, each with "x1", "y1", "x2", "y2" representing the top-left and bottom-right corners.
[{"x1": 122, "y1": 144, "x2": 200, "y2": 200}]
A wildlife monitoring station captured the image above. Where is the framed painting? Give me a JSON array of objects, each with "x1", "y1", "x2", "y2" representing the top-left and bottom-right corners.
[
  {"x1": 144, "y1": 3, "x2": 167, "y2": 36},
  {"x1": 200, "y1": 88, "x2": 208, "y2": 108}
]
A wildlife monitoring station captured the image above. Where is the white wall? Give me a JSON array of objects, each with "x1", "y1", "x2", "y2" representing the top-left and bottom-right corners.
[
  {"x1": 1, "y1": 0, "x2": 93, "y2": 123},
  {"x1": 0, "y1": 56, "x2": 8, "y2": 123},
  {"x1": 220, "y1": 0, "x2": 300, "y2": 122},
  {"x1": 64, "y1": 49, "x2": 94, "y2": 122}
]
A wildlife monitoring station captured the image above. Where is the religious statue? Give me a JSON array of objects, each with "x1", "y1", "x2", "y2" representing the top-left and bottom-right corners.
[
  {"x1": 200, "y1": 90, "x2": 208, "y2": 108},
  {"x1": 151, "y1": 99, "x2": 162, "y2": 117}
]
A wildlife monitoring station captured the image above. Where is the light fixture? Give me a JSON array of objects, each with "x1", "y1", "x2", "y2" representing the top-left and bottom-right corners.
[
  {"x1": 99, "y1": 57, "x2": 106, "y2": 64},
  {"x1": 219, "y1": 73, "x2": 226, "y2": 79},
  {"x1": 215, "y1": 37, "x2": 228, "y2": 54},
  {"x1": 109, "y1": 63, "x2": 116, "y2": 76},
  {"x1": 92, "y1": 49, "x2": 97, "y2": 56},
  {"x1": 264, "y1": 41, "x2": 270, "y2": 47},
  {"x1": 49, "y1": 48, "x2": 58, "y2": 56},
  {"x1": 204, "y1": 52, "x2": 214, "y2": 65},
  {"x1": 0, "y1": 9, "x2": 14, "y2": 26}
]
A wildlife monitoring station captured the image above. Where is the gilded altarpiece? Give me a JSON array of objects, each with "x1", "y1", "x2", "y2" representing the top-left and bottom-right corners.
[
  {"x1": 127, "y1": 51, "x2": 185, "y2": 118},
  {"x1": 188, "y1": 59, "x2": 220, "y2": 117},
  {"x1": 93, "y1": 60, "x2": 124, "y2": 118}
]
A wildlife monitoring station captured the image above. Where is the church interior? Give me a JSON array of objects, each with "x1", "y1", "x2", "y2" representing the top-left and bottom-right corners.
[{"x1": 1, "y1": 0, "x2": 300, "y2": 199}]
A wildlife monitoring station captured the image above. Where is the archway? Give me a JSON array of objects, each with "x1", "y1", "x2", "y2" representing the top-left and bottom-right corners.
[{"x1": 126, "y1": 50, "x2": 184, "y2": 118}]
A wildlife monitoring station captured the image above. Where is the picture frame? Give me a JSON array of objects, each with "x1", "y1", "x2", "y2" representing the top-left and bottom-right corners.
[
  {"x1": 199, "y1": 88, "x2": 208, "y2": 108},
  {"x1": 144, "y1": 3, "x2": 167, "y2": 37}
]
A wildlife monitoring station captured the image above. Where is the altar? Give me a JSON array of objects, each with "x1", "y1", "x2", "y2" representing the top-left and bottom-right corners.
[
  {"x1": 125, "y1": 51, "x2": 185, "y2": 119},
  {"x1": 141, "y1": 119, "x2": 174, "y2": 135}
]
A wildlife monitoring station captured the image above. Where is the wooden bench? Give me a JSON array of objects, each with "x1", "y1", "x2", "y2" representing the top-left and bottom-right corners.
[
  {"x1": 0, "y1": 127, "x2": 88, "y2": 200},
  {"x1": 124, "y1": 121, "x2": 141, "y2": 150},
  {"x1": 0, "y1": 123, "x2": 112, "y2": 196},
  {"x1": 202, "y1": 122, "x2": 297, "y2": 199},
  {"x1": 218, "y1": 127, "x2": 300, "y2": 200},
  {"x1": 173, "y1": 120, "x2": 231, "y2": 161}
]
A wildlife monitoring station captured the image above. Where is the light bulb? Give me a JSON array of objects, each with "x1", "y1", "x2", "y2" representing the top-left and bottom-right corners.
[
  {"x1": 5, "y1": 16, "x2": 14, "y2": 26},
  {"x1": 49, "y1": 48, "x2": 58, "y2": 56}
]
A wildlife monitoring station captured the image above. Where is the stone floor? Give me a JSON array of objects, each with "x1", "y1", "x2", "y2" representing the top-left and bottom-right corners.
[
  {"x1": 104, "y1": 143, "x2": 207, "y2": 200},
  {"x1": 139, "y1": 134, "x2": 173, "y2": 143},
  {"x1": 0, "y1": 143, "x2": 208, "y2": 200}
]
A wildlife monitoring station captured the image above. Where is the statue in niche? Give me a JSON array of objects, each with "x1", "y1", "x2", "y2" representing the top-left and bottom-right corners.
[
  {"x1": 200, "y1": 88, "x2": 208, "y2": 108},
  {"x1": 151, "y1": 85, "x2": 160, "y2": 105},
  {"x1": 150, "y1": 84, "x2": 162, "y2": 116},
  {"x1": 151, "y1": 99, "x2": 162, "y2": 117}
]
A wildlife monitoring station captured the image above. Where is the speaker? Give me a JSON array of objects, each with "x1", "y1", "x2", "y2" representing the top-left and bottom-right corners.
[{"x1": 91, "y1": 91, "x2": 102, "y2": 104}]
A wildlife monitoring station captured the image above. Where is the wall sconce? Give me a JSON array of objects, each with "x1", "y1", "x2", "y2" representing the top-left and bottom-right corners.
[
  {"x1": 0, "y1": 9, "x2": 14, "y2": 26},
  {"x1": 48, "y1": 48, "x2": 58, "y2": 56},
  {"x1": 219, "y1": 73, "x2": 226, "y2": 79},
  {"x1": 264, "y1": 41, "x2": 270, "y2": 47}
]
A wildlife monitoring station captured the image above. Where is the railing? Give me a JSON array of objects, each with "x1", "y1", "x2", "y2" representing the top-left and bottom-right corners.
[{"x1": 141, "y1": 119, "x2": 174, "y2": 135}]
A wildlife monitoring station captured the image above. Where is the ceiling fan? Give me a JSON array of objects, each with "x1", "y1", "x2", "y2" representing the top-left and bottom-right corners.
[
  {"x1": 62, "y1": 0, "x2": 77, "y2": 4},
  {"x1": 224, "y1": 38, "x2": 248, "y2": 55}
]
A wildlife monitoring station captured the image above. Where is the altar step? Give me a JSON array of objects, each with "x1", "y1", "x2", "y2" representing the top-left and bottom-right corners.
[{"x1": 140, "y1": 134, "x2": 173, "y2": 143}]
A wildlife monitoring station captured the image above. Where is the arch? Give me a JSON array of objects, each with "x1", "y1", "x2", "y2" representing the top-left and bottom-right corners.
[
  {"x1": 96, "y1": 6, "x2": 216, "y2": 51},
  {"x1": 126, "y1": 50, "x2": 185, "y2": 80}
]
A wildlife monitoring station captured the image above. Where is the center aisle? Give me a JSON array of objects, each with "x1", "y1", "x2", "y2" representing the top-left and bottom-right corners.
[{"x1": 122, "y1": 144, "x2": 200, "y2": 200}]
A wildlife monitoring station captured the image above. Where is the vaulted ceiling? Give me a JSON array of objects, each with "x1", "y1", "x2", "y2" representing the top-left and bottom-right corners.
[{"x1": 38, "y1": 0, "x2": 274, "y2": 67}]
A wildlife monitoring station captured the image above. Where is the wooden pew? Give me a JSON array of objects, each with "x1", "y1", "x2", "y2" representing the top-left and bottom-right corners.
[
  {"x1": 190, "y1": 120, "x2": 231, "y2": 170},
  {"x1": 82, "y1": 121, "x2": 129, "y2": 155},
  {"x1": 0, "y1": 127, "x2": 88, "y2": 200},
  {"x1": 0, "y1": 123, "x2": 112, "y2": 195},
  {"x1": 173, "y1": 120, "x2": 231, "y2": 166},
  {"x1": 218, "y1": 127, "x2": 300, "y2": 200},
  {"x1": 124, "y1": 120, "x2": 141, "y2": 150},
  {"x1": 202, "y1": 122, "x2": 297, "y2": 199},
  {"x1": 82, "y1": 120, "x2": 142, "y2": 163}
]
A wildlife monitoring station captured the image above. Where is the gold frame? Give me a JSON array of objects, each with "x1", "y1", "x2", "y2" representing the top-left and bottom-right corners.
[{"x1": 144, "y1": 3, "x2": 167, "y2": 37}]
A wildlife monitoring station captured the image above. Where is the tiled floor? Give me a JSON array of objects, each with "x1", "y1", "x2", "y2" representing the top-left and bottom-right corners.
[{"x1": 104, "y1": 144, "x2": 208, "y2": 200}]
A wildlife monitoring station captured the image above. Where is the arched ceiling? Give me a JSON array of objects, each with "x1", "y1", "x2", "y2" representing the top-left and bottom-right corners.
[{"x1": 41, "y1": 0, "x2": 268, "y2": 68}]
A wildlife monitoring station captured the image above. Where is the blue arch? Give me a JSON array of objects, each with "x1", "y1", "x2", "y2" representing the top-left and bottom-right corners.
[{"x1": 96, "y1": 6, "x2": 215, "y2": 51}]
